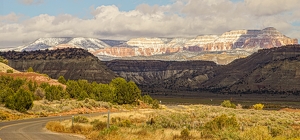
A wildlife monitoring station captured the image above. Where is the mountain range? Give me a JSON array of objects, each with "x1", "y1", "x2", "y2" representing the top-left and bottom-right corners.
[
  {"x1": 2, "y1": 27, "x2": 297, "y2": 65},
  {"x1": 1, "y1": 44, "x2": 300, "y2": 94}
]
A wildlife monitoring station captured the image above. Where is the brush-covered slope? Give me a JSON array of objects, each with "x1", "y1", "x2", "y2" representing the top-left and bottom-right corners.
[
  {"x1": 201, "y1": 44, "x2": 300, "y2": 93},
  {"x1": 0, "y1": 48, "x2": 117, "y2": 83}
]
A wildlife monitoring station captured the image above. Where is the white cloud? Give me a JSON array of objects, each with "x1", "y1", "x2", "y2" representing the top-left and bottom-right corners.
[
  {"x1": 19, "y1": 0, "x2": 44, "y2": 5},
  {"x1": 0, "y1": 13, "x2": 20, "y2": 23},
  {"x1": 245, "y1": 0, "x2": 299, "y2": 16},
  {"x1": 0, "y1": 0, "x2": 299, "y2": 48}
]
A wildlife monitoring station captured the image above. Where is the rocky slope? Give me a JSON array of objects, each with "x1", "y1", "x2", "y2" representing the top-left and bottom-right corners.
[
  {"x1": 0, "y1": 48, "x2": 117, "y2": 83},
  {"x1": 199, "y1": 44, "x2": 300, "y2": 93},
  {"x1": 105, "y1": 44, "x2": 300, "y2": 94},
  {"x1": 11, "y1": 27, "x2": 297, "y2": 65},
  {"x1": 105, "y1": 60, "x2": 217, "y2": 92}
]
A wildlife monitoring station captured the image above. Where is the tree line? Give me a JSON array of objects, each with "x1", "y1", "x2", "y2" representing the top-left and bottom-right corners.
[{"x1": 0, "y1": 75, "x2": 158, "y2": 112}]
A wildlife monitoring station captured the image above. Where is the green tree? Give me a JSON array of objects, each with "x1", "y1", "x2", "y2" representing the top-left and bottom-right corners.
[
  {"x1": 40, "y1": 82, "x2": 50, "y2": 89},
  {"x1": 58, "y1": 76, "x2": 67, "y2": 84},
  {"x1": 27, "y1": 67, "x2": 34, "y2": 72},
  {"x1": 5, "y1": 88, "x2": 34, "y2": 112},
  {"x1": 110, "y1": 77, "x2": 129, "y2": 104},
  {"x1": 0, "y1": 87, "x2": 14, "y2": 103},
  {"x1": 127, "y1": 81, "x2": 141, "y2": 104},
  {"x1": 98, "y1": 84, "x2": 115, "y2": 102},
  {"x1": 45, "y1": 85, "x2": 64, "y2": 101},
  {"x1": 78, "y1": 90, "x2": 89, "y2": 101},
  {"x1": 8, "y1": 78, "x2": 26, "y2": 92},
  {"x1": 66, "y1": 80, "x2": 81, "y2": 98},
  {"x1": 27, "y1": 80, "x2": 38, "y2": 93},
  {"x1": 110, "y1": 78, "x2": 142, "y2": 105}
]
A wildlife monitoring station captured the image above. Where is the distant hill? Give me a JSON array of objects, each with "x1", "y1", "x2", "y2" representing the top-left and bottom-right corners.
[
  {"x1": 0, "y1": 48, "x2": 117, "y2": 83},
  {"x1": 105, "y1": 44, "x2": 300, "y2": 94}
]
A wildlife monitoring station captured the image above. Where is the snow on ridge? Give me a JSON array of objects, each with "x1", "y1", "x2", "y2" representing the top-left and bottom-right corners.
[{"x1": 17, "y1": 37, "x2": 112, "y2": 52}]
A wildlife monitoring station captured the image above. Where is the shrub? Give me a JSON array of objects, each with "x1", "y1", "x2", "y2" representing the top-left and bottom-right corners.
[
  {"x1": 58, "y1": 76, "x2": 67, "y2": 84},
  {"x1": 253, "y1": 103, "x2": 264, "y2": 110},
  {"x1": 0, "y1": 112, "x2": 8, "y2": 120},
  {"x1": 27, "y1": 67, "x2": 34, "y2": 72},
  {"x1": 117, "y1": 119, "x2": 132, "y2": 127},
  {"x1": 152, "y1": 99, "x2": 160, "y2": 109},
  {"x1": 221, "y1": 100, "x2": 236, "y2": 109},
  {"x1": 99, "y1": 125, "x2": 118, "y2": 136},
  {"x1": 242, "y1": 126, "x2": 272, "y2": 140},
  {"x1": 46, "y1": 121, "x2": 65, "y2": 132},
  {"x1": 205, "y1": 114, "x2": 239, "y2": 131},
  {"x1": 73, "y1": 116, "x2": 89, "y2": 123},
  {"x1": 34, "y1": 87, "x2": 45, "y2": 100},
  {"x1": 70, "y1": 124, "x2": 92, "y2": 134},
  {"x1": 6, "y1": 69, "x2": 13, "y2": 73},
  {"x1": 142, "y1": 95, "x2": 154, "y2": 104},
  {"x1": 90, "y1": 119, "x2": 107, "y2": 130},
  {"x1": 181, "y1": 128, "x2": 190, "y2": 138}
]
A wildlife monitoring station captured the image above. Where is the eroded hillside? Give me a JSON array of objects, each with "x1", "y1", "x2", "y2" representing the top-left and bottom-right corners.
[{"x1": 0, "y1": 48, "x2": 117, "y2": 83}]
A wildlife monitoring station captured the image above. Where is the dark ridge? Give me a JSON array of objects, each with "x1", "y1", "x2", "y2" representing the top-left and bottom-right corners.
[
  {"x1": 0, "y1": 48, "x2": 96, "y2": 60},
  {"x1": 0, "y1": 48, "x2": 117, "y2": 84}
]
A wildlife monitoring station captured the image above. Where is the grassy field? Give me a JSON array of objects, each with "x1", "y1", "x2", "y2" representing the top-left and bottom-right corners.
[{"x1": 46, "y1": 103, "x2": 300, "y2": 140}]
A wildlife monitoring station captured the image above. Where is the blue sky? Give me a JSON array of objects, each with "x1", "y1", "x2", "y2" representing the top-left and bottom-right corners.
[{"x1": 0, "y1": 0, "x2": 299, "y2": 47}]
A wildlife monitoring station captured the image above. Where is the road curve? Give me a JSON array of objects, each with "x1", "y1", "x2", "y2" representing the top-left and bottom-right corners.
[{"x1": 0, "y1": 113, "x2": 107, "y2": 140}]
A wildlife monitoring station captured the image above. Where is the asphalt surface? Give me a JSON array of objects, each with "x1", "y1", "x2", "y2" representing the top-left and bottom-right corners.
[{"x1": 0, "y1": 112, "x2": 107, "y2": 140}]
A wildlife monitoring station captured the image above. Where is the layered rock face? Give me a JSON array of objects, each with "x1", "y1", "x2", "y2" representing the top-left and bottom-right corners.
[
  {"x1": 104, "y1": 44, "x2": 300, "y2": 94},
  {"x1": 105, "y1": 60, "x2": 217, "y2": 91},
  {"x1": 95, "y1": 27, "x2": 296, "y2": 58},
  {"x1": 199, "y1": 44, "x2": 300, "y2": 93},
  {"x1": 0, "y1": 48, "x2": 117, "y2": 83},
  {"x1": 11, "y1": 27, "x2": 297, "y2": 65}
]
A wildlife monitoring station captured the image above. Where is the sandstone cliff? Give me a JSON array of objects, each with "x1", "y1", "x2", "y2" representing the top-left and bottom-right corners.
[
  {"x1": 14, "y1": 27, "x2": 297, "y2": 65},
  {"x1": 0, "y1": 48, "x2": 117, "y2": 83},
  {"x1": 95, "y1": 27, "x2": 297, "y2": 59}
]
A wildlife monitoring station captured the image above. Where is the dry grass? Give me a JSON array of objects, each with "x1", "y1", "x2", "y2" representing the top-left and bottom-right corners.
[
  {"x1": 28, "y1": 98, "x2": 112, "y2": 117},
  {"x1": 45, "y1": 104, "x2": 300, "y2": 140},
  {"x1": 0, "y1": 106, "x2": 33, "y2": 121},
  {"x1": 0, "y1": 63, "x2": 19, "y2": 73},
  {"x1": 46, "y1": 121, "x2": 65, "y2": 132}
]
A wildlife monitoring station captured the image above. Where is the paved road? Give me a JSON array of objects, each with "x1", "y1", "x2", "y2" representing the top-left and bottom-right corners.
[{"x1": 0, "y1": 113, "x2": 107, "y2": 140}]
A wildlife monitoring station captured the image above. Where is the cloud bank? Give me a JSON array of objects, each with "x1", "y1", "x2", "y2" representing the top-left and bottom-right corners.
[{"x1": 1, "y1": 0, "x2": 299, "y2": 47}]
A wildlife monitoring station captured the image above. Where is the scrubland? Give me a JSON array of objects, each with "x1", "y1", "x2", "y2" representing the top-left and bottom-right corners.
[{"x1": 46, "y1": 103, "x2": 300, "y2": 140}]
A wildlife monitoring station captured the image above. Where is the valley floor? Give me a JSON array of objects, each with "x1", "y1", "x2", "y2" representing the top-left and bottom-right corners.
[{"x1": 150, "y1": 91, "x2": 300, "y2": 109}]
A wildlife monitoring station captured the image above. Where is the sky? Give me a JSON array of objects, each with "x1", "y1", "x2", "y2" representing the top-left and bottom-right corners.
[{"x1": 0, "y1": 0, "x2": 300, "y2": 48}]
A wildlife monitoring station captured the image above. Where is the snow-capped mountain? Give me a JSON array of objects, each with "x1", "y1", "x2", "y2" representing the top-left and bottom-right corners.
[
  {"x1": 6, "y1": 27, "x2": 297, "y2": 64},
  {"x1": 16, "y1": 37, "x2": 113, "y2": 52}
]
